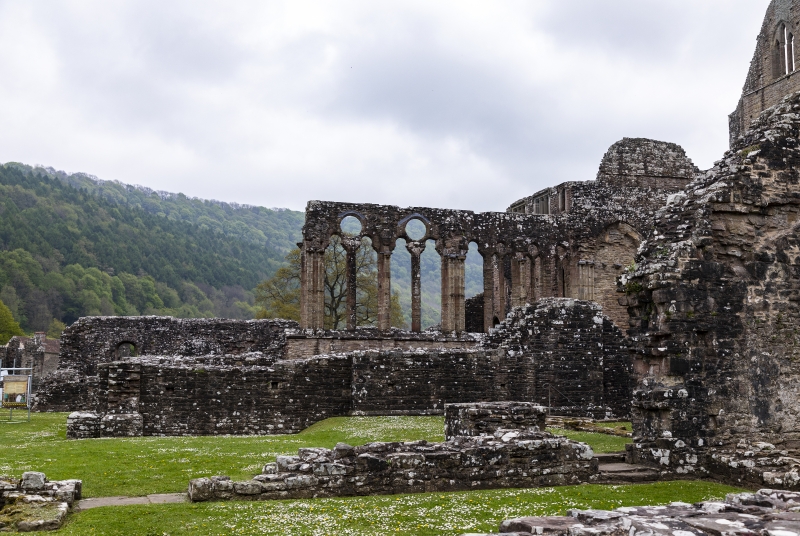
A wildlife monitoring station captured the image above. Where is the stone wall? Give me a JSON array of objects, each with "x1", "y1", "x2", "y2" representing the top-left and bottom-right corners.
[
  {"x1": 484, "y1": 298, "x2": 632, "y2": 419},
  {"x1": 68, "y1": 353, "x2": 353, "y2": 437},
  {"x1": 283, "y1": 329, "x2": 481, "y2": 360},
  {"x1": 729, "y1": 0, "x2": 800, "y2": 145},
  {"x1": 622, "y1": 90, "x2": 800, "y2": 487},
  {"x1": 188, "y1": 428, "x2": 597, "y2": 503},
  {"x1": 64, "y1": 299, "x2": 633, "y2": 438},
  {"x1": 3, "y1": 334, "x2": 60, "y2": 391},
  {"x1": 350, "y1": 349, "x2": 535, "y2": 416},
  {"x1": 464, "y1": 293, "x2": 484, "y2": 333},
  {"x1": 444, "y1": 402, "x2": 546, "y2": 440},
  {"x1": 58, "y1": 317, "x2": 297, "y2": 375}
]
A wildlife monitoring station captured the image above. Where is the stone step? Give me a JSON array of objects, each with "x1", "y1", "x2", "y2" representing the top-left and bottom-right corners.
[
  {"x1": 593, "y1": 452, "x2": 626, "y2": 463},
  {"x1": 597, "y1": 462, "x2": 660, "y2": 483}
]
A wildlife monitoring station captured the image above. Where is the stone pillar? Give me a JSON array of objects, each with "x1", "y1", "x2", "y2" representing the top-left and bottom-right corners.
[
  {"x1": 482, "y1": 249, "x2": 495, "y2": 332},
  {"x1": 342, "y1": 237, "x2": 361, "y2": 331},
  {"x1": 300, "y1": 243, "x2": 326, "y2": 330},
  {"x1": 512, "y1": 253, "x2": 532, "y2": 308},
  {"x1": 493, "y1": 253, "x2": 507, "y2": 325},
  {"x1": 406, "y1": 241, "x2": 426, "y2": 332},
  {"x1": 439, "y1": 238, "x2": 467, "y2": 333},
  {"x1": 577, "y1": 261, "x2": 595, "y2": 301}
]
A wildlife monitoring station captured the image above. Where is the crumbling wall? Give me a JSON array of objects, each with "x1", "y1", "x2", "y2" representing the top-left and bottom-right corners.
[
  {"x1": 283, "y1": 329, "x2": 480, "y2": 360},
  {"x1": 444, "y1": 402, "x2": 546, "y2": 440},
  {"x1": 464, "y1": 293, "x2": 484, "y2": 333},
  {"x1": 484, "y1": 298, "x2": 632, "y2": 418},
  {"x1": 622, "y1": 90, "x2": 800, "y2": 487},
  {"x1": 68, "y1": 353, "x2": 353, "y2": 437},
  {"x1": 3, "y1": 334, "x2": 60, "y2": 391},
  {"x1": 58, "y1": 317, "x2": 297, "y2": 375},
  {"x1": 350, "y1": 349, "x2": 534, "y2": 415},
  {"x1": 188, "y1": 428, "x2": 597, "y2": 503}
]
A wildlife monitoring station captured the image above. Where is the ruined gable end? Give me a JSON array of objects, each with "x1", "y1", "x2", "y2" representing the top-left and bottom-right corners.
[{"x1": 730, "y1": 0, "x2": 800, "y2": 146}]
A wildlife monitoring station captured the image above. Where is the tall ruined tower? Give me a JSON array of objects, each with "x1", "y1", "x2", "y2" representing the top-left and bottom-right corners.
[{"x1": 730, "y1": 0, "x2": 800, "y2": 146}]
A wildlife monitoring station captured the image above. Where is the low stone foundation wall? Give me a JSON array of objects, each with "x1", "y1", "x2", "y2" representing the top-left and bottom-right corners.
[
  {"x1": 627, "y1": 437, "x2": 800, "y2": 489},
  {"x1": 0, "y1": 472, "x2": 82, "y2": 532},
  {"x1": 66, "y1": 412, "x2": 144, "y2": 439},
  {"x1": 471, "y1": 489, "x2": 800, "y2": 536},
  {"x1": 188, "y1": 428, "x2": 597, "y2": 502},
  {"x1": 444, "y1": 402, "x2": 546, "y2": 440}
]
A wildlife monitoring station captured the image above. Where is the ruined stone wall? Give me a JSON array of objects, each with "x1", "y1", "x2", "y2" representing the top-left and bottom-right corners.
[
  {"x1": 283, "y1": 329, "x2": 480, "y2": 360},
  {"x1": 464, "y1": 293, "x2": 484, "y2": 333},
  {"x1": 623, "y1": 90, "x2": 800, "y2": 486},
  {"x1": 350, "y1": 349, "x2": 535, "y2": 415},
  {"x1": 484, "y1": 298, "x2": 632, "y2": 419},
  {"x1": 302, "y1": 139, "x2": 694, "y2": 333},
  {"x1": 3, "y1": 335, "x2": 59, "y2": 390},
  {"x1": 730, "y1": 0, "x2": 800, "y2": 145},
  {"x1": 69, "y1": 353, "x2": 353, "y2": 436},
  {"x1": 58, "y1": 317, "x2": 297, "y2": 375},
  {"x1": 444, "y1": 402, "x2": 546, "y2": 440},
  {"x1": 188, "y1": 428, "x2": 597, "y2": 503}
]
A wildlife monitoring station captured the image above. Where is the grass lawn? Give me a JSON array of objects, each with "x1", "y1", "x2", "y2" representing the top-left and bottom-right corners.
[
  {"x1": 0, "y1": 413, "x2": 444, "y2": 498},
  {"x1": 1, "y1": 413, "x2": 636, "y2": 498},
  {"x1": 55, "y1": 481, "x2": 745, "y2": 535},
  {"x1": 546, "y1": 427, "x2": 630, "y2": 453}
]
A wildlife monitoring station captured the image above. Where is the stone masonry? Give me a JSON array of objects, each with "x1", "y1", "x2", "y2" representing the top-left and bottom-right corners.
[
  {"x1": 0, "y1": 472, "x2": 81, "y2": 532},
  {"x1": 621, "y1": 89, "x2": 800, "y2": 488},
  {"x1": 444, "y1": 402, "x2": 547, "y2": 440},
  {"x1": 189, "y1": 423, "x2": 597, "y2": 503},
  {"x1": 300, "y1": 137, "x2": 695, "y2": 333},
  {"x1": 65, "y1": 299, "x2": 632, "y2": 438},
  {"x1": 470, "y1": 489, "x2": 800, "y2": 536}
]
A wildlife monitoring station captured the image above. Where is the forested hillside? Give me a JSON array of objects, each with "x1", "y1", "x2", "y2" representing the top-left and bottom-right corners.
[
  {"x1": 0, "y1": 164, "x2": 303, "y2": 333},
  {"x1": 0, "y1": 162, "x2": 484, "y2": 335}
]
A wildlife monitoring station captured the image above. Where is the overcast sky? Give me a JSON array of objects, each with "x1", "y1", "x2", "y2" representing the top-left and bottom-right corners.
[{"x1": 0, "y1": 1, "x2": 768, "y2": 212}]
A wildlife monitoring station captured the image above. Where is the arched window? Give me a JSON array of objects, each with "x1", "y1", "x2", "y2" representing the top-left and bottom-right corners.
[{"x1": 773, "y1": 23, "x2": 795, "y2": 79}]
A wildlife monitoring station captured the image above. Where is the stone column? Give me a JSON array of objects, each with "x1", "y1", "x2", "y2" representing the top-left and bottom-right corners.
[
  {"x1": 406, "y1": 241, "x2": 426, "y2": 332},
  {"x1": 512, "y1": 253, "x2": 532, "y2": 308},
  {"x1": 300, "y1": 243, "x2": 326, "y2": 330},
  {"x1": 482, "y1": 249, "x2": 495, "y2": 332},
  {"x1": 493, "y1": 253, "x2": 507, "y2": 325},
  {"x1": 439, "y1": 238, "x2": 467, "y2": 333}
]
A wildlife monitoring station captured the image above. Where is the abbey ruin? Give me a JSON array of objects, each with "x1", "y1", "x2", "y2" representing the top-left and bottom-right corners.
[{"x1": 19, "y1": 0, "x2": 800, "y2": 500}]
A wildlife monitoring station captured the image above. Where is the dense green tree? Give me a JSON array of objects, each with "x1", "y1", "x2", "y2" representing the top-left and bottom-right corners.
[
  {"x1": 256, "y1": 241, "x2": 405, "y2": 329},
  {"x1": 0, "y1": 298, "x2": 24, "y2": 345}
]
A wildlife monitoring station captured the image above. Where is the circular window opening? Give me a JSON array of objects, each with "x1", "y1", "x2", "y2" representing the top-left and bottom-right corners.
[
  {"x1": 340, "y1": 215, "x2": 362, "y2": 236},
  {"x1": 405, "y1": 218, "x2": 427, "y2": 241}
]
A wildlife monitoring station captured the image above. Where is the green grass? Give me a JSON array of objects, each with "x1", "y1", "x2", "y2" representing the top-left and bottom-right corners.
[
  {"x1": 0, "y1": 414, "x2": 634, "y2": 498},
  {"x1": 596, "y1": 421, "x2": 633, "y2": 432},
  {"x1": 0, "y1": 413, "x2": 444, "y2": 498},
  {"x1": 54, "y1": 481, "x2": 745, "y2": 535},
  {"x1": 546, "y1": 428, "x2": 630, "y2": 453}
]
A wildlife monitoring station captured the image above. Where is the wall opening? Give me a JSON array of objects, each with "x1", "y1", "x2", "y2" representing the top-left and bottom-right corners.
[
  {"x1": 116, "y1": 342, "x2": 138, "y2": 358},
  {"x1": 323, "y1": 235, "x2": 347, "y2": 329},
  {"x1": 391, "y1": 238, "x2": 412, "y2": 329},
  {"x1": 465, "y1": 242, "x2": 483, "y2": 299},
  {"x1": 421, "y1": 240, "x2": 441, "y2": 330}
]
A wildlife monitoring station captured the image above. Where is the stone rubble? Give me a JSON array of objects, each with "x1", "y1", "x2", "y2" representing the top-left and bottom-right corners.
[
  {"x1": 0, "y1": 472, "x2": 81, "y2": 532},
  {"x1": 463, "y1": 489, "x2": 800, "y2": 536},
  {"x1": 189, "y1": 428, "x2": 597, "y2": 503}
]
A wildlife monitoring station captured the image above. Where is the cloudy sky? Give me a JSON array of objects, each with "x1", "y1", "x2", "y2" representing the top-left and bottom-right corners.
[{"x1": 0, "y1": 1, "x2": 767, "y2": 212}]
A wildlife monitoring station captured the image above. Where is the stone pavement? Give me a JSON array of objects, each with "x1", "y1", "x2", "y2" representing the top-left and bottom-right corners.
[{"x1": 74, "y1": 493, "x2": 187, "y2": 511}]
